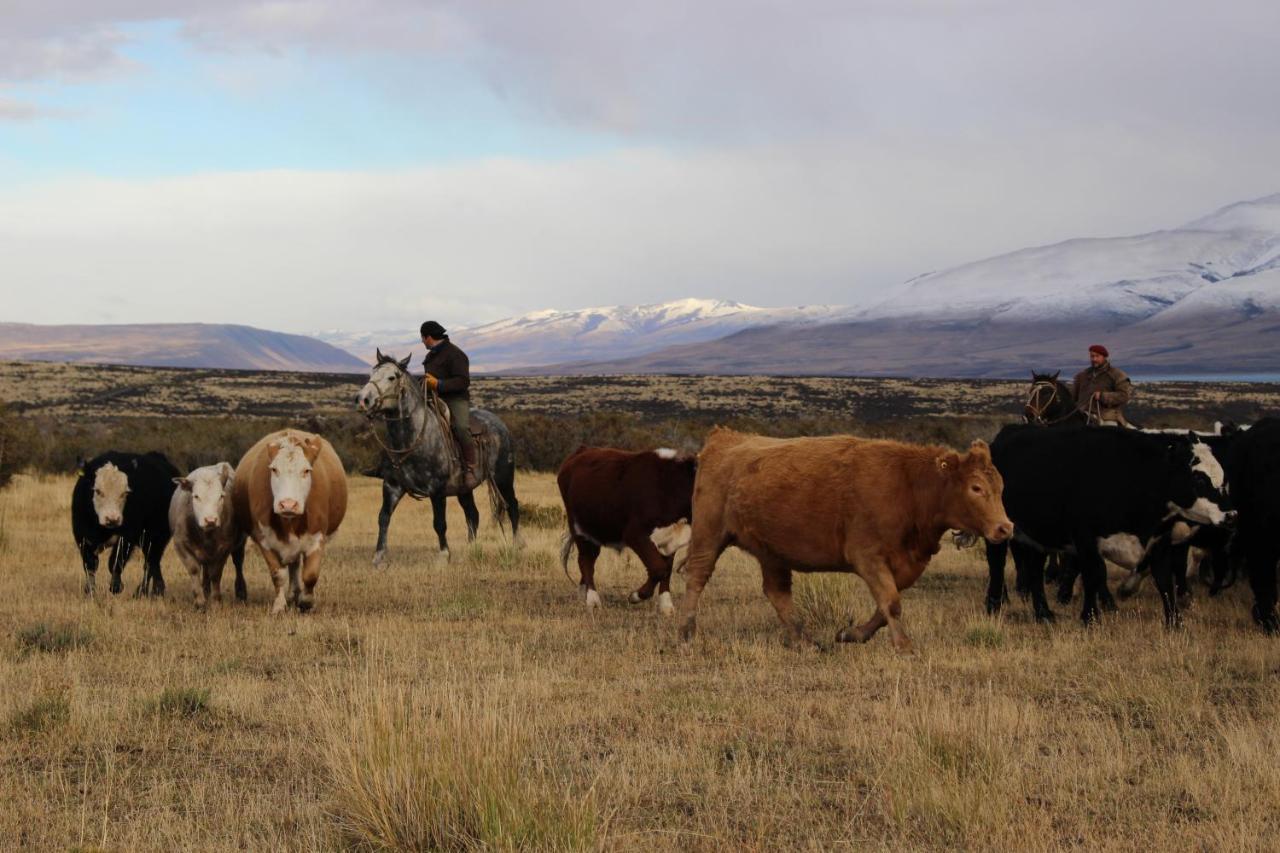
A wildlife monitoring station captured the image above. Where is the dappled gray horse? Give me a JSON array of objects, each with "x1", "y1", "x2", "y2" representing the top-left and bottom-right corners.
[{"x1": 356, "y1": 351, "x2": 520, "y2": 564}]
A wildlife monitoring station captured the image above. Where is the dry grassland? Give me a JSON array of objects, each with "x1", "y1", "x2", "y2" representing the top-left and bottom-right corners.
[{"x1": 3, "y1": 471, "x2": 1280, "y2": 851}]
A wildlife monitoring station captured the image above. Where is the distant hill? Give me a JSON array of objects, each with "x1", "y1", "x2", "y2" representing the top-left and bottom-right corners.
[
  {"x1": 0, "y1": 322, "x2": 367, "y2": 373},
  {"x1": 505, "y1": 193, "x2": 1280, "y2": 378}
]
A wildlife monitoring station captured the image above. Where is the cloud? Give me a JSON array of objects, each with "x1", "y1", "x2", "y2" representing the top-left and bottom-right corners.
[{"x1": 3, "y1": 135, "x2": 1275, "y2": 332}]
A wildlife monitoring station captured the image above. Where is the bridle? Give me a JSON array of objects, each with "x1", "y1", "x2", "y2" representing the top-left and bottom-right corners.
[
  {"x1": 1024, "y1": 379, "x2": 1093, "y2": 426},
  {"x1": 361, "y1": 363, "x2": 430, "y2": 470}
]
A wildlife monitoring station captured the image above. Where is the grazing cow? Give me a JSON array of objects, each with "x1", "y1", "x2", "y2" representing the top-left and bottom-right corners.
[
  {"x1": 984, "y1": 425, "x2": 1234, "y2": 627},
  {"x1": 677, "y1": 429, "x2": 1012, "y2": 651},
  {"x1": 558, "y1": 446, "x2": 697, "y2": 615},
  {"x1": 71, "y1": 451, "x2": 179, "y2": 597},
  {"x1": 233, "y1": 429, "x2": 348, "y2": 615},
  {"x1": 169, "y1": 462, "x2": 248, "y2": 609}
]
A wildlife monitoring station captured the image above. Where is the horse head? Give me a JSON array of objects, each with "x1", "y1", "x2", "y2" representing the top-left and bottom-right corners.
[
  {"x1": 1024, "y1": 370, "x2": 1074, "y2": 425},
  {"x1": 357, "y1": 350, "x2": 414, "y2": 415}
]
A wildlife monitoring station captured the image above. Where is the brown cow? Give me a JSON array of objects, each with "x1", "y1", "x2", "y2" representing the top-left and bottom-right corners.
[
  {"x1": 677, "y1": 428, "x2": 1012, "y2": 651},
  {"x1": 232, "y1": 429, "x2": 348, "y2": 615},
  {"x1": 558, "y1": 446, "x2": 696, "y2": 614}
]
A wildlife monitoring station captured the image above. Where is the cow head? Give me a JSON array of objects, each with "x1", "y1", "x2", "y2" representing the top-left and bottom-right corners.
[
  {"x1": 267, "y1": 436, "x2": 322, "y2": 517},
  {"x1": 92, "y1": 462, "x2": 129, "y2": 528},
  {"x1": 938, "y1": 440, "x2": 1013, "y2": 542},
  {"x1": 651, "y1": 519, "x2": 692, "y2": 573},
  {"x1": 1165, "y1": 436, "x2": 1234, "y2": 526},
  {"x1": 356, "y1": 350, "x2": 412, "y2": 414},
  {"x1": 175, "y1": 462, "x2": 234, "y2": 531}
]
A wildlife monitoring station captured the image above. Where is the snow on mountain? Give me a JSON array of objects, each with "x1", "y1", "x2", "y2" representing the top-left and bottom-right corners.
[
  {"x1": 860, "y1": 193, "x2": 1280, "y2": 325},
  {"x1": 319, "y1": 298, "x2": 854, "y2": 370}
]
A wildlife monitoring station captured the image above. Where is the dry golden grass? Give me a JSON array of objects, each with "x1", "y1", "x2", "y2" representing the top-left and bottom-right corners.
[{"x1": 3, "y1": 470, "x2": 1280, "y2": 850}]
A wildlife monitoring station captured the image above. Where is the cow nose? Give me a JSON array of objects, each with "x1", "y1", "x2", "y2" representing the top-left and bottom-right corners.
[
  {"x1": 277, "y1": 498, "x2": 300, "y2": 515},
  {"x1": 202, "y1": 516, "x2": 219, "y2": 528},
  {"x1": 1224, "y1": 509, "x2": 1238, "y2": 527},
  {"x1": 992, "y1": 522, "x2": 1013, "y2": 542}
]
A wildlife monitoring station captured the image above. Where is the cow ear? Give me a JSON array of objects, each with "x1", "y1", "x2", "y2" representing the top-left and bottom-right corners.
[
  {"x1": 302, "y1": 436, "x2": 323, "y2": 462},
  {"x1": 967, "y1": 439, "x2": 991, "y2": 462},
  {"x1": 173, "y1": 477, "x2": 192, "y2": 491},
  {"x1": 76, "y1": 455, "x2": 87, "y2": 476},
  {"x1": 218, "y1": 462, "x2": 235, "y2": 486},
  {"x1": 267, "y1": 441, "x2": 282, "y2": 460},
  {"x1": 936, "y1": 450, "x2": 961, "y2": 473}
]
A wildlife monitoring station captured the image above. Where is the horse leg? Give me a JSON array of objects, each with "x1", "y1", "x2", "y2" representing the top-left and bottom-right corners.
[
  {"x1": 373, "y1": 479, "x2": 405, "y2": 568},
  {"x1": 457, "y1": 491, "x2": 480, "y2": 542},
  {"x1": 430, "y1": 493, "x2": 451, "y2": 562},
  {"x1": 495, "y1": 442, "x2": 521, "y2": 543}
]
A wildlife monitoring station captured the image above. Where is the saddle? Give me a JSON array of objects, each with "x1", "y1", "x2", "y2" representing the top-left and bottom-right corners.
[{"x1": 428, "y1": 395, "x2": 489, "y2": 439}]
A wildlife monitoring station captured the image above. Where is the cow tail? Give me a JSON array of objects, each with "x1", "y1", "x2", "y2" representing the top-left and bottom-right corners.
[{"x1": 560, "y1": 532, "x2": 576, "y2": 584}]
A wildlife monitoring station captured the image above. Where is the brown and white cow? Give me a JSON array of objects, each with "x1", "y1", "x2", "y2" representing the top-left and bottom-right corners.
[
  {"x1": 232, "y1": 429, "x2": 348, "y2": 615},
  {"x1": 558, "y1": 446, "x2": 696, "y2": 615},
  {"x1": 678, "y1": 428, "x2": 1012, "y2": 651}
]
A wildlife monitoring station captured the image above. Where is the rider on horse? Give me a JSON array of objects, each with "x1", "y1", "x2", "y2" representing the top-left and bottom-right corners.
[
  {"x1": 1072, "y1": 344, "x2": 1133, "y2": 426},
  {"x1": 420, "y1": 320, "x2": 478, "y2": 490}
]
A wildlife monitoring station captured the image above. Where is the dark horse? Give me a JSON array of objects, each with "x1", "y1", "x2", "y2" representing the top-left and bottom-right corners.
[
  {"x1": 356, "y1": 350, "x2": 520, "y2": 564},
  {"x1": 1023, "y1": 370, "x2": 1087, "y2": 426}
]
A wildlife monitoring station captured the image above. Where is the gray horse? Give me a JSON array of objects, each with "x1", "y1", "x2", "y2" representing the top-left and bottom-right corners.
[{"x1": 356, "y1": 350, "x2": 520, "y2": 565}]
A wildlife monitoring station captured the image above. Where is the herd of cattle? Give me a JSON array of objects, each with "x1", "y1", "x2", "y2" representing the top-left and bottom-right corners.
[{"x1": 69, "y1": 409, "x2": 1280, "y2": 646}]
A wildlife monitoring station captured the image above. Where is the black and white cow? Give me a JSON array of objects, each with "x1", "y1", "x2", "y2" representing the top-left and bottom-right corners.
[
  {"x1": 71, "y1": 451, "x2": 180, "y2": 597},
  {"x1": 1216, "y1": 418, "x2": 1280, "y2": 632},
  {"x1": 984, "y1": 424, "x2": 1233, "y2": 627}
]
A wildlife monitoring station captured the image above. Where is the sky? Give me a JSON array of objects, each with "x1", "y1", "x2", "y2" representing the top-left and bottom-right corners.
[{"x1": 2, "y1": 0, "x2": 1279, "y2": 334}]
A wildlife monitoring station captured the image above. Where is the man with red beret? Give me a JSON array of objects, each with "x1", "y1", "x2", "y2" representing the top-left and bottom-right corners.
[{"x1": 1072, "y1": 344, "x2": 1132, "y2": 425}]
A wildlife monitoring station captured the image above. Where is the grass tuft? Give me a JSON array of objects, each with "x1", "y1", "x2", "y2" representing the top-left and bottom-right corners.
[
  {"x1": 793, "y1": 573, "x2": 856, "y2": 635},
  {"x1": 519, "y1": 502, "x2": 566, "y2": 530},
  {"x1": 318, "y1": 668, "x2": 598, "y2": 852},
  {"x1": 8, "y1": 692, "x2": 70, "y2": 735},
  {"x1": 151, "y1": 687, "x2": 212, "y2": 718},
  {"x1": 15, "y1": 621, "x2": 93, "y2": 655},
  {"x1": 964, "y1": 622, "x2": 1005, "y2": 648}
]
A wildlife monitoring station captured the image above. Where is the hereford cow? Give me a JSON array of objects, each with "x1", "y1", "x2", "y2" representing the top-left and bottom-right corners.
[
  {"x1": 233, "y1": 429, "x2": 348, "y2": 615},
  {"x1": 71, "y1": 451, "x2": 179, "y2": 597},
  {"x1": 984, "y1": 425, "x2": 1234, "y2": 627},
  {"x1": 558, "y1": 446, "x2": 697, "y2": 615},
  {"x1": 678, "y1": 429, "x2": 1012, "y2": 651},
  {"x1": 170, "y1": 462, "x2": 248, "y2": 609}
]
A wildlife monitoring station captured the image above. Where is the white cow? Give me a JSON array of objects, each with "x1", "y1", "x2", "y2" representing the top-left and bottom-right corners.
[{"x1": 169, "y1": 463, "x2": 247, "y2": 608}]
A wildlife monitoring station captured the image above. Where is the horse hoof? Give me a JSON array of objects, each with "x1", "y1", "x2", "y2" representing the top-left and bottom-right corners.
[{"x1": 372, "y1": 550, "x2": 388, "y2": 568}]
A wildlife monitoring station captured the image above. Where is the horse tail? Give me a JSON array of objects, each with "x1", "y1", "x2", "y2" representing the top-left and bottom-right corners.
[{"x1": 485, "y1": 476, "x2": 508, "y2": 534}]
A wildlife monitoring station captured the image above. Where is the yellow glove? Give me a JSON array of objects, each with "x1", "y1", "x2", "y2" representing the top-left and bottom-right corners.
[{"x1": 424, "y1": 374, "x2": 439, "y2": 391}]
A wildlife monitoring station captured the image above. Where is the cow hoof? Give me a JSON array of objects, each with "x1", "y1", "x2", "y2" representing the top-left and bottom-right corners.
[
  {"x1": 297, "y1": 598, "x2": 314, "y2": 614},
  {"x1": 270, "y1": 601, "x2": 287, "y2": 616},
  {"x1": 628, "y1": 591, "x2": 643, "y2": 605},
  {"x1": 1252, "y1": 605, "x2": 1279, "y2": 635},
  {"x1": 984, "y1": 596, "x2": 1003, "y2": 616},
  {"x1": 1100, "y1": 594, "x2": 1118, "y2": 613},
  {"x1": 1034, "y1": 608, "x2": 1057, "y2": 624},
  {"x1": 835, "y1": 628, "x2": 857, "y2": 643},
  {"x1": 678, "y1": 618, "x2": 697, "y2": 641},
  {"x1": 656, "y1": 591, "x2": 675, "y2": 616},
  {"x1": 110, "y1": 578, "x2": 123, "y2": 595},
  {"x1": 891, "y1": 636, "x2": 915, "y2": 655},
  {"x1": 585, "y1": 589, "x2": 602, "y2": 610},
  {"x1": 235, "y1": 583, "x2": 248, "y2": 603}
]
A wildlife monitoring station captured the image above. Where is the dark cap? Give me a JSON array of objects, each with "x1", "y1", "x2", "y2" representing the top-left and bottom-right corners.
[
  {"x1": 1088, "y1": 344, "x2": 1109, "y2": 358},
  {"x1": 420, "y1": 321, "x2": 447, "y2": 339}
]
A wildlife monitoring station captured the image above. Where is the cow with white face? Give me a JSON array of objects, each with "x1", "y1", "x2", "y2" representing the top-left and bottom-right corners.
[
  {"x1": 232, "y1": 429, "x2": 348, "y2": 615},
  {"x1": 71, "y1": 451, "x2": 180, "y2": 597},
  {"x1": 169, "y1": 462, "x2": 248, "y2": 609}
]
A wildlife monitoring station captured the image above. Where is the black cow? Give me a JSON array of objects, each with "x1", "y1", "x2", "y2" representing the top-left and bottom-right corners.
[
  {"x1": 71, "y1": 451, "x2": 180, "y2": 597},
  {"x1": 1217, "y1": 418, "x2": 1280, "y2": 632},
  {"x1": 984, "y1": 425, "x2": 1233, "y2": 626}
]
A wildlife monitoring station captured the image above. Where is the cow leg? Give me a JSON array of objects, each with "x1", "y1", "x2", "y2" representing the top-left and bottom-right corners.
[
  {"x1": 1055, "y1": 557, "x2": 1078, "y2": 605},
  {"x1": 1075, "y1": 539, "x2": 1106, "y2": 626},
  {"x1": 576, "y1": 539, "x2": 602, "y2": 609},
  {"x1": 286, "y1": 559, "x2": 302, "y2": 607},
  {"x1": 1014, "y1": 543, "x2": 1055, "y2": 623},
  {"x1": 1098, "y1": 579, "x2": 1118, "y2": 613},
  {"x1": 207, "y1": 554, "x2": 228, "y2": 605},
  {"x1": 984, "y1": 539, "x2": 1008, "y2": 615},
  {"x1": 676, "y1": 533, "x2": 729, "y2": 642},
  {"x1": 1245, "y1": 536, "x2": 1280, "y2": 634},
  {"x1": 298, "y1": 549, "x2": 323, "y2": 613},
  {"x1": 758, "y1": 558, "x2": 813, "y2": 646},
  {"x1": 142, "y1": 533, "x2": 167, "y2": 598},
  {"x1": 624, "y1": 530, "x2": 676, "y2": 616},
  {"x1": 836, "y1": 609, "x2": 887, "y2": 644},
  {"x1": 256, "y1": 545, "x2": 290, "y2": 616},
  {"x1": 232, "y1": 537, "x2": 248, "y2": 603},
  {"x1": 372, "y1": 479, "x2": 405, "y2": 568},
  {"x1": 457, "y1": 491, "x2": 480, "y2": 542},
  {"x1": 1146, "y1": 538, "x2": 1181, "y2": 629},
  {"x1": 110, "y1": 539, "x2": 134, "y2": 596},
  {"x1": 1044, "y1": 553, "x2": 1063, "y2": 584},
  {"x1": 79, "y1": 542, "x2": 99, "y2": 596},
  {"x1": 175, "y1": 547, "x2": 207, "y2": 609},
  {"x1": 852, "y1": 558, "x2": 911, "y2": 652},
  {"x1": 430, "y1": 493, "x2": 451, "y2": 562}
]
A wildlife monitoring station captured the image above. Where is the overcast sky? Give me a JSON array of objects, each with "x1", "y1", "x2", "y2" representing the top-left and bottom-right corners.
[{"x1": 2, "y1": 1, "x2": 1278, "y2": 333}]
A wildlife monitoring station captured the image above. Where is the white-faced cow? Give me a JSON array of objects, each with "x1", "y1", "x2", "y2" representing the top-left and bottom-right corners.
[
  {"x1": 169, "y1": 462, "x2": 248, "y2": 609},
  {"x1": 678, "y1": 429, "x2": 1012, "y2": 651},
  {"x1": 232, "y1": 429, "x2": 348, "y2": 615},
  {"x1": 71, "y1": 451, "x2": 179, "y2": 597},
  {"x1": 558, "y1": 446, "x2": 697, "y2": 615},
  {"x1": 984, "y1": 424, "x2": 1234, "y2": 628}
]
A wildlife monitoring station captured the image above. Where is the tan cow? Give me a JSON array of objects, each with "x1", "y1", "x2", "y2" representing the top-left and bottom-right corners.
[
  {"x1": 678, "y1": 428, "x2": 1012, "y2": 652},
  {"x1": 232, "y1": 429, "x2": 348, "y2": 615}
]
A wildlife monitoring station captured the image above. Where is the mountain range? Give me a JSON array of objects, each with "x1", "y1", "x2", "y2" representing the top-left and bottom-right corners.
[{"x1": 0, "y1": 323, "x2": 367, "y2": 373}]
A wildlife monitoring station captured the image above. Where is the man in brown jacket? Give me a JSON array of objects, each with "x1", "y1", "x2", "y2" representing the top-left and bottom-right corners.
[
  {"x1": 420, "y1": 320, "x2": 478, "y2": 490},
  {"x1": 1072, "y1": 344, "x2": 1133, "y2": 425}
]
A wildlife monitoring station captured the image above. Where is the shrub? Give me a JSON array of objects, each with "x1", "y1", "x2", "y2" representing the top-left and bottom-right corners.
[
  {"x1": 15, "y1": 622, "x2": 93, "y2": 655},
  {"x1": 152, "y1": 687, "x2": 212, "y2": 718}
]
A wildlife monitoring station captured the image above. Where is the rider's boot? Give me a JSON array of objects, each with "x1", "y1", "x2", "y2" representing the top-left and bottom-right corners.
[{"x1": 462, "y1": 444, "x2": 479, "y2": 491}]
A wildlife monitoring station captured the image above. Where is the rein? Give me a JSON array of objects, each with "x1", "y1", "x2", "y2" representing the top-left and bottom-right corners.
[
  {"x1": 363, "y1": 362, "x2": 461, "y2": 477},
  {"x1": 1024, "y1": 380, "x2": 1092, "y2": 426}
]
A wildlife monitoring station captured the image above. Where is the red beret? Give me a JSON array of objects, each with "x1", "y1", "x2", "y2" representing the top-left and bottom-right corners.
[{"x1": 1088, "y1": 344, "x2": 1109, "y2": 357}]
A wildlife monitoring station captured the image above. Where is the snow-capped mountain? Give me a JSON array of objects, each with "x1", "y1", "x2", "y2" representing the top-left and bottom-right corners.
[
  {"x1": 859, "y1": 192, "x2": 1280, "y2": 324},
  {"x1": 319, "y1": 298, "x2": 854, "y2": 370}
]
